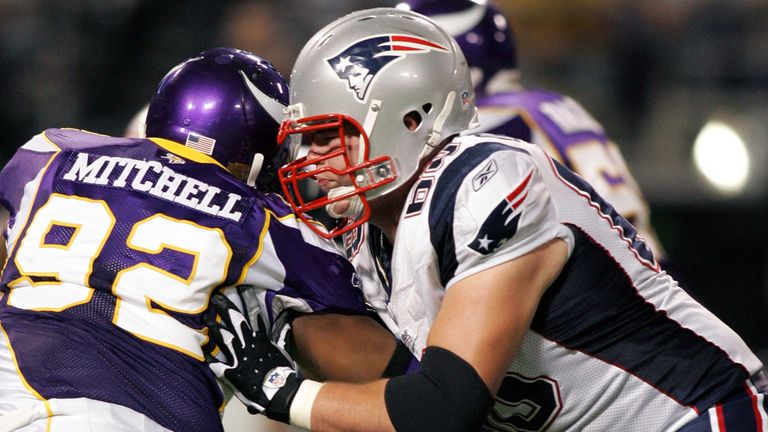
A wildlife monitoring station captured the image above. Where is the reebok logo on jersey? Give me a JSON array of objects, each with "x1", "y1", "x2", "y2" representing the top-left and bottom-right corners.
[
  {"x1": 472, "y1": 159, "x2": 498, "y2": 191},
  {"x1": 469, "y1": 168, "x2": 533, "y2": 255}
]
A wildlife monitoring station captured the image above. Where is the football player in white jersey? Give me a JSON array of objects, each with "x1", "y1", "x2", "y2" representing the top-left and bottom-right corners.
[{"x1": 207, "y1": 8, "x2": 767, "y2": 431}]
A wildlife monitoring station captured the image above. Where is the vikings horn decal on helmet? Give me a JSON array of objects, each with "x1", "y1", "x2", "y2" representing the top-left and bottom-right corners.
[
  {"x1": 397, "y1": 0, "x2": 518, "y2": 95},
  {"x1": 327, "y1": 35, "x2": 449, "y2": 102},
  {"x1": 277, "y1": 8, "x2": 478, "y2": 238},
  {"x1": 145, "y1": 47, "x2": 289, "y2": 190}
]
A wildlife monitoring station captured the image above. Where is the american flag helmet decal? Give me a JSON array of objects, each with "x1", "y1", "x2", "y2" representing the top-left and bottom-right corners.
[{"x1": 185, "y1": 132, "x2": 216, "y2": 155}]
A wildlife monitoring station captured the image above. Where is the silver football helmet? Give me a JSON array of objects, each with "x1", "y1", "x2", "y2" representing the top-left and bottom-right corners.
[{"x1": 278, "y1": 7, "x2": 477, "y2": 238}]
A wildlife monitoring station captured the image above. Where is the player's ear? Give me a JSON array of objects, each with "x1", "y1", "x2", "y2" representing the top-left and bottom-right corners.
[{"x1": 403, "y1": 111, "x2": 422, "y2": 131}]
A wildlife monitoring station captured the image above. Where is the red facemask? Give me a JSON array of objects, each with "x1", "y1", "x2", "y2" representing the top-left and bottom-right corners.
[{"x1": 277, "y1": 113, "x2": 396, "y2": 239}]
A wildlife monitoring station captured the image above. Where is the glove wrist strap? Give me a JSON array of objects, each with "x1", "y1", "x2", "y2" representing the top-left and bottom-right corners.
[{"x1": 264, "y1": 373, "x2": 301, "y2": 423}]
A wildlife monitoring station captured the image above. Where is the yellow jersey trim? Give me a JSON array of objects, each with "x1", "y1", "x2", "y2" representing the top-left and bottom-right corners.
[{"x1": 148, "y1": 138, "x2": 226, "y2": 170}]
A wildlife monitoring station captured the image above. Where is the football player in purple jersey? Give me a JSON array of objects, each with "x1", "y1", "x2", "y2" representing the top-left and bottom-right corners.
[
  {"x1": 207, "y1": 8, "x2": 768, "y2": 431},
  {"x1": 0, "y1": 47, "x2": 377, "y2": 431},
  {"x1": 397, "y1": 0, "x2": 668, "y2": 264}
]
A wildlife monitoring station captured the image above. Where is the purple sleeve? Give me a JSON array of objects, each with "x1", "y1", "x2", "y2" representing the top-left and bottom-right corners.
[
  {"x1": 246, "y1": 205, "x2": 368, "y2": 318},
  {"x1": 272, "y1": 223, "x2": 367, "y2": 315}
]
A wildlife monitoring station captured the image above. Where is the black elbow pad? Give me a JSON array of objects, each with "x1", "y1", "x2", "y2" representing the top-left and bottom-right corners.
[{"x1": 384, "y1": 346, "x2": 493, "y2": 432}]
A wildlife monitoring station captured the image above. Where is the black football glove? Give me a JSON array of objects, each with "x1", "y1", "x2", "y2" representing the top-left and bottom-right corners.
[{"x1": 206, "y1": 293, "x2": 300, "y2": 423}]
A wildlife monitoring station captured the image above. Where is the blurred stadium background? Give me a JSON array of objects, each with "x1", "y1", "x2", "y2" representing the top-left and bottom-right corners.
[{"x1": 1, "y1": 0, "x2": 766, "y2": 430}]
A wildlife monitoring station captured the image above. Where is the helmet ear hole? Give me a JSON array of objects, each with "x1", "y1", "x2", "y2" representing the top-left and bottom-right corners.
[
  {"x1": 422, "y1": 103, "x2": 433, "y2": 114},
  {"x1": 404, "y1": 111, "x2": 422, "y2": 131}
]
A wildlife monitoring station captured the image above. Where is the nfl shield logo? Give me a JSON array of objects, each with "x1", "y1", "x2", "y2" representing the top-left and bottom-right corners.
[
  {"x1": 267, "y1": 371, "x2": 286, "y2": 387},
  {"x1": 461, "y1": 91, "x2": 471, "y2": 108}
]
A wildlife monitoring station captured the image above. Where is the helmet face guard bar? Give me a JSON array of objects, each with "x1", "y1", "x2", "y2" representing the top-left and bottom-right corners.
[{"x1": 277, "y1": 113, "x2": 396, "y2": 239}]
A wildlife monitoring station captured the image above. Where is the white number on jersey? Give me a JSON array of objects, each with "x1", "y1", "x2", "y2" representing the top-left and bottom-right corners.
[{"x1": 8, "y1": 194, "x2": 231, "y2": 359}]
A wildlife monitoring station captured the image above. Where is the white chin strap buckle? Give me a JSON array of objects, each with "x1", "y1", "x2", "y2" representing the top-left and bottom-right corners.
[{"x1": 325, "y1": 186, "x2": 363, "y2": 219}]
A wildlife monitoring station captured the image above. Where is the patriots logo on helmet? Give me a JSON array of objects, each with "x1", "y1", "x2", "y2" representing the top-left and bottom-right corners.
[
  {"x1": 327, "y1": 35, "x2": 449, "y2": 102},
  {"x1": 469, "y1": 168, "x2": 534, "y2": 255}
]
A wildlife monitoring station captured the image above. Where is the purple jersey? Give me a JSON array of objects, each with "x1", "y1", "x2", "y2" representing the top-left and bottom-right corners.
[
  {"x1": 475, "y1": 89, "x2": 665, "y2": 258},
  {"x1": 0, "y1": 129, "x2": 365, "y2": 431}
]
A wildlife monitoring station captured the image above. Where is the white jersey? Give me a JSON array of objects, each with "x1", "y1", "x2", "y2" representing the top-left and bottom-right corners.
[{"x1": 343, "y1": 134, "x2": 762, "y2": 431}]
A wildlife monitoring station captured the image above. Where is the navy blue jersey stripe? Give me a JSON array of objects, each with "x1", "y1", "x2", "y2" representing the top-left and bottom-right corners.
[
  {"x1": 534, "y1": 226, "x2": 751, "y2": 411},
  {"x1": 428, "y1": 142, "x2": 529, "y2": 286},
  {"x1": 721, "y1": 382, "x2": 766, "y2": 431},
  {"x1": 552, "y1": 159, "x2": 656, "y2": 265},
  {"x1": 677, "y1": 379, "x2": 768, "y2": 431}
]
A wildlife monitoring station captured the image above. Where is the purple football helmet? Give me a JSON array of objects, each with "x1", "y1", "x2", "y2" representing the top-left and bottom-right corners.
[
  {"x1": 397, "y1": 0, "x2": 517, "y2": 95},
  {"x1": 146, "y1": 47, "x2": 289, "y2": 189}
]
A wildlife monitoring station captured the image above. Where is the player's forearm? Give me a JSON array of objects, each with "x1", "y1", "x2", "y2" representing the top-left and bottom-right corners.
[
  {"x1": 292, "y1": 313, "x2": 398, "y2": 382},
  {"x1": 303, "y1": 380, "x2": 395, "y2": 432},
  {"x1": 297, "y1": 346, "x2": 493, "y2": 432}
]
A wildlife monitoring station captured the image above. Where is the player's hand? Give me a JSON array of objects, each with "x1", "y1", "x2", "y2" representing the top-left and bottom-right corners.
[{"x1": 205, "y1": 293, "x2": 300, "y2": 423}]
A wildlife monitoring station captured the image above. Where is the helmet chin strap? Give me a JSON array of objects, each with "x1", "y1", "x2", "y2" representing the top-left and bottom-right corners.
[
  {"x1": 421, "y1": 91, "x2": 456, "y2": 159},
  {"x1": 246, "y1": 153, "x2": 264, "y2": 187},
  {"x1": 325, "y1": 186, "x2": 363, "y2": 219}
]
